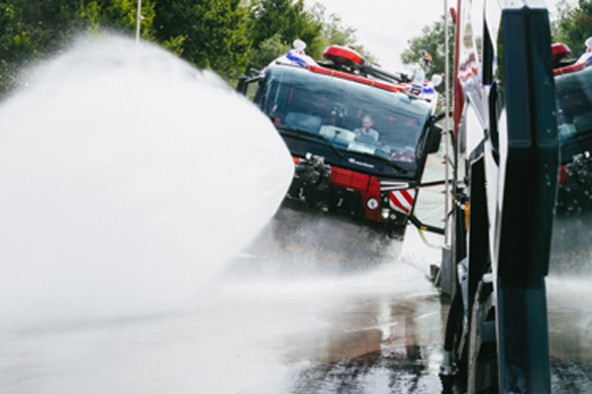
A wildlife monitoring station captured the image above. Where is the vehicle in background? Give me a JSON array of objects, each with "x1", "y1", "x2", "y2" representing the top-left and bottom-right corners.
[
  {"x1": 554, "y1": 40, "x2": 592, "y2": 214},
  {"x1": 238, "y1": 42, "x2": 444, "y2": 239}
]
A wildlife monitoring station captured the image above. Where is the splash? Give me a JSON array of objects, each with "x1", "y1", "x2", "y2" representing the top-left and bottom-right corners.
[{"x1": 0, "y1": 35, "x2": 293, "y2": 329}]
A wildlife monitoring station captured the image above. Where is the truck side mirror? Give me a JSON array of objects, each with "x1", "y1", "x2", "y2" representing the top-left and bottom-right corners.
[
  {"x1": 237, "y1": 76, "x2": 249, "y2": 95},
  {"x1": 236, "y1": 72, "x2": 262, "y2": 96},
  {"x1": 426, "y1": 123, "x2": 443, "y2": 154}
]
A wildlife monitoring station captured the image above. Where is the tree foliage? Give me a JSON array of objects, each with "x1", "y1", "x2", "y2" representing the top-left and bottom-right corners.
[
  {"x1": 552, "y1": 0, "x2": 592, "y2": 55},
  {"x1": 77, "y1": 0, "x2": 155, "y2": 38},
  {"x1": 248, "y1": 0, "x2": 320, "y2": 50},
  {"x1": 1, "y1": 1, "x2": 70, "y2": 93},
  {"x1": 0, "y1": 0, "x2": 156, "y2": 95},
  {"x1": 0, "y1": 0, "x2": 372, "y2": 96},
  {"x1": 307, "y1": 3, "x2": 374, "y2": 62},
  {"x1": 400, "y1": 19, "x2": 454, "y2": 81},
  {"x1": 153, "y1": 0, "x2": 251, "y2": 80},
  {"x1": 249, "y1": 32, "x2": 291, "y2": 70}
]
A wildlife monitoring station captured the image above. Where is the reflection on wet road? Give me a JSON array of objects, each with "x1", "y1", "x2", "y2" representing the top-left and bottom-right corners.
[
  {"x1": 290, "y1": 294, "x2": 444, "y2": 394},
  {"x1": 0, "y1": 207, "x2": 446, "y2": 394},
  {"x1": 229, "y1": 207, "x2": 446, "y2": 393},
  {"x1": 2, "y1": 200, "x2": 592, "y2": 393},
  {"x1": 548, "y1": 211, "x2": 592, "y2": 393}
]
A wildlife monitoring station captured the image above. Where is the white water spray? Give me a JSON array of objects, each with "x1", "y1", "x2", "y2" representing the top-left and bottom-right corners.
[{"x1": 0, "y1": 35, "x2": 293, "y2": 329}]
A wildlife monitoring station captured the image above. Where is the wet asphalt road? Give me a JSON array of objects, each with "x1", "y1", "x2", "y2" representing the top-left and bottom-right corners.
[
  {"x1": 0, "y1": 204, "x2": 447, "y2": 394},
  {"x1": 234, "y1": 206, "x2": 447, "y2": 394},
  {"x1": 1, "y1": 157, "x2": 592, "y2": 393},
  {"x1": 548, "y1": 211, "x2": 592, "y2": 393}
]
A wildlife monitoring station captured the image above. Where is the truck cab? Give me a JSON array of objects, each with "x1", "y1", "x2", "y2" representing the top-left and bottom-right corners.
[{"x1": 239, "y1": 45, "x2": 443, "y2": 238}]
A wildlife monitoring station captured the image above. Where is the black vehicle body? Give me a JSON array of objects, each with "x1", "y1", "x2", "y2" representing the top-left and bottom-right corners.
[
  {"x1": 439, "y1": 0, "x2": 559, "y2": 393},
  {"x1": 240, "y1": 59, "x2": 442, "y2": 238}
]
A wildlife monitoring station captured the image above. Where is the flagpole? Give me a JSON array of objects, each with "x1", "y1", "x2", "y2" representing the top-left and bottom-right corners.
[
  {"x1": 443, "y1": 0, "x2": 451, "y2": 247},
  {"x1": 136, "y1": 0, "x2": 142, "y2": 44}
]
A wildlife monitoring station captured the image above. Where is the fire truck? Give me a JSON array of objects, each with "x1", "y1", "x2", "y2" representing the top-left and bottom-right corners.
[{"x1": 238, "y1": 42, "x2": 444, "y2": 238}]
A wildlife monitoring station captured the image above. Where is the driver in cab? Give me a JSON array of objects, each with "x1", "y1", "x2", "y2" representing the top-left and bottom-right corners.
[{"x1": 354, "y1": 115, "x2": 379, "y2": 144}]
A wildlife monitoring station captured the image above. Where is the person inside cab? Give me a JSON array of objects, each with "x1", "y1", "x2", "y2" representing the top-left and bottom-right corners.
[{"x1": 354, "y1": 114, "x2": 379, "y2": 144}]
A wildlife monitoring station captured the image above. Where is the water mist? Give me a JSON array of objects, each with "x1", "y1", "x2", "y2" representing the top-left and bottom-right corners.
[{"x1": 0, "y1": 35, "x2": 294, "y2": 329}]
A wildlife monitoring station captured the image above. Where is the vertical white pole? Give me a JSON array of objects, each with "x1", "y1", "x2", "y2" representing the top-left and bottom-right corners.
[
  {"x1": 443, "y1": 0, "x2": 451, "y2": 246},
  {"x1": 136, "y1": 0, "x2": 142, "y2": 44}
]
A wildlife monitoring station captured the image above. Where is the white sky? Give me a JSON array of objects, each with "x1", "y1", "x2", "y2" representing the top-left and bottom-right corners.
[{"x1": 306, "y1": 0, "x2": 567, "y2": 73}]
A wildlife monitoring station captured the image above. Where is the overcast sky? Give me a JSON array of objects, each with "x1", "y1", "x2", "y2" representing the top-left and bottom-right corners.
[{"x1": 306, "y1": 0, "x2": 569, "y2": 73}]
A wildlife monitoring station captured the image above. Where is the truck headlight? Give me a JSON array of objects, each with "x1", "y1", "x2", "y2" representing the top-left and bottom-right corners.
[{"x1": 367, "y1": 198, "x2": 379, "y2": 210}]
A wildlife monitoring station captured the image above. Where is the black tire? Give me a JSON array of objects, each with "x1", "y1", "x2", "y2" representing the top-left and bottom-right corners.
[{"x1": 467, "y1": 282, "x2": 498, "y2": 394}]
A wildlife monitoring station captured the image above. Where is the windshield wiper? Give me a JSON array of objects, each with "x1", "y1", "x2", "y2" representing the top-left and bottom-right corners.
[{"x1": 277, "y1": 127, "x2": 344, "y2": 158}]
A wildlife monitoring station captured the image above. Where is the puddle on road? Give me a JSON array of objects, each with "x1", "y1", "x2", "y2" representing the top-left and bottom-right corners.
[
  {"x1": 0, "y1": 203, "x2": 447, "y2": 394},
  {"x1": 288, "y1": 294, "x2": 444, "y2": 394},
  {"x1": 223, "y1": 209, "x2": 446, "y2": 394},
  {"x1": 548, "y1": 210, "x2": 592, "y2": 393}
]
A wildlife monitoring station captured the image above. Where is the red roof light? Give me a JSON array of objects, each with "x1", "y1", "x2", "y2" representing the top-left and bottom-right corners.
[
  {"x1": 552, "y1": 43, "x2": 571, "y2": 57},
  {"x1": 308, "y1": 65, "x2": 405, "y2": 93},
  {"x1": 323, "y1": 45, "x2": 364, "y2": 67}
]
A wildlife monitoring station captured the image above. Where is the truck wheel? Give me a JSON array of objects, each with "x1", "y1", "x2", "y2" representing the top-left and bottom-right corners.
[{"x1": 467, "y1": 280, "x2": 498, "y2": 394}]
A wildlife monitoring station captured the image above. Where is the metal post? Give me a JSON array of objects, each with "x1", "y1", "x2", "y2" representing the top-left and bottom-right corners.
[
  {"x1": 443, "y1": 0, "x2": 451, "y2": 247},
  {"x1": 136, "y1": 0, "x2": 142, "y2": 44},
  {"x1": 491, "y1": 9, "x2": 556, "y2": 392}
]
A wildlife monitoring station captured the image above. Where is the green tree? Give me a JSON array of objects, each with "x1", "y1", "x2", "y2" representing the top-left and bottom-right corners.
[
  {"x1": 154, "y1": 0, "x2": 252, "y2": 81},
  {"x1": 0, "y1": 0, "x2": 376, "y2": 95},
  {"x1": 553, "y1": 0, "x2": 592, "y2": 55},
  {"x1": 248, "y1": 0, "x2": 321, "y2": 51},
  {"x1": 77, "y1": 0, "x2": 155, "y2": 39},
  {"x1": 307, "y1": 3, "x2": 373, "y2": 61},
  {"x1": 0, "y1": 0, "x2": 80, "y2": 95},
  {"x1": 0, "y1": 0, "x2": 157, "y2": 95},
  {"x1": 245, "y1": 1, "x2": 373, "y2": 68},
  {"x1": 400, "y1": 19, "x2": 454, "y2": 80},
  {"x1": 249, "y1": 32, "x2": 291, "y2": 69}
]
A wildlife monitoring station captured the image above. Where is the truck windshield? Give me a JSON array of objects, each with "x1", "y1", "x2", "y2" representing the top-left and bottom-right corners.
[
  {"x1": 259, "y1": 66, "x2": 432, "y2": 165},
  {"x1": 556, "y1": 67, "x2": 592, "y2": 143}
]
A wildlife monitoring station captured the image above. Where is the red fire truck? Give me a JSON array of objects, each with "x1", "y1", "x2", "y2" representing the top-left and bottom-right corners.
[{"x1": 238, "y1": 42, "x2": 444, "y2": 238}]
